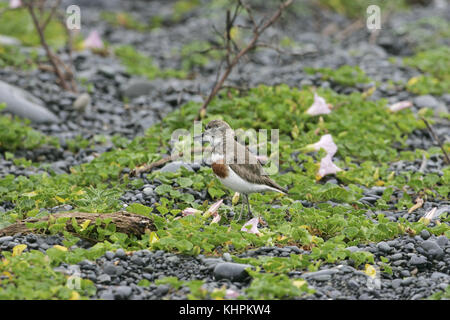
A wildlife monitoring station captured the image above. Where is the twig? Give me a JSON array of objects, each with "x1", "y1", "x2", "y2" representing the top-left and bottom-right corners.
[
  {"x1": 335, "y1": 19, "x2": 364, "y2": 41},
  {"x1": 196, "y1": 0, "x2": 293, "y2": 120},
  {"x1": 23, "y1": 0, "x2": 77, "y2": 92},
  {"x1": 418, "y1": 153, "x2": 427, "y2": 173},
  {"x1": 40, "y1": 0, "x2": 60, "y2": 32},
  {"x1": 130, "y1": 146, "x2": 210, "y2": 177},
  {"x1": 420, "y1": 116, "x2": 450, "y2": 164}
]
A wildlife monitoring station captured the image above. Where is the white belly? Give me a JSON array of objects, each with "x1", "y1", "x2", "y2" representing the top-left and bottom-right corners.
[{"x1": 218, "y1": 166, "x2": 279, "y2": 194}]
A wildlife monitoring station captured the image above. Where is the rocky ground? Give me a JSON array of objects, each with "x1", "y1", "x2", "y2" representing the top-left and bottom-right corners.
[{"x1": 0, "y1": 0, "x2": 449, "y2": 300}]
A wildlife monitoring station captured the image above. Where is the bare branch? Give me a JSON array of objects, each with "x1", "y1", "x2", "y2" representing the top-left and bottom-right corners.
[
  {"x1": 23, "y1": 0, "x2": 77, "y2": 92},
  {"x1": 420, "y1": 117, "x2": 450, "y2": 164},
  {"x1": 196, "y1": 0, "x2": 293, "y2": 120}
]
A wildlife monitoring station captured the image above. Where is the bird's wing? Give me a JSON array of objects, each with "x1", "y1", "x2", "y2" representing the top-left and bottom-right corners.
[{"x1": 228, "y1": 141, "x2": 287, "y2": 194}]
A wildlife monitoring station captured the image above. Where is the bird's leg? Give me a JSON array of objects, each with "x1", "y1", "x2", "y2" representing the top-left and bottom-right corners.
[
  {"x1": 244, "y1": 194, "x2": 253, "y2": 218},
  {"x1": 237, "y1": 197, "x2": 245, "y2": 221}
]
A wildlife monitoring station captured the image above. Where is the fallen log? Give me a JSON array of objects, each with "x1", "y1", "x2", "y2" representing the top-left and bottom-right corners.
[{"x1": 0, "y1": 211, "x2": 156, "y2": 238}]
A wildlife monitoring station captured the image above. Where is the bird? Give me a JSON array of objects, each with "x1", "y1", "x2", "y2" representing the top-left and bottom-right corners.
[{"x1": 201, "y1": 119, "x2": 288, "y2": 220}]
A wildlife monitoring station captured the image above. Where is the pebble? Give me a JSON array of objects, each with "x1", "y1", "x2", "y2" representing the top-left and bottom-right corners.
[
  {"x1": 213, "y1": 263, "x2": 251, "y2": 282},
  {"x1": 420, "y1": 230, "x2": 431, "y2": 240},
  {"x1": 115, "y1": 286, "x2": 133, "y2": 299},
  {"x1": 408, "y1": 255, "x2": 428, "y2": 268},
  {"x1": 420, "y1": 240, "x2": 444, "y2": 260},
  {"x1": 377, "y1": 241, "x2": 392, "y2": 253},
  {"x1": 115, "y1": 249, "x2": 127, "y2": 259}
]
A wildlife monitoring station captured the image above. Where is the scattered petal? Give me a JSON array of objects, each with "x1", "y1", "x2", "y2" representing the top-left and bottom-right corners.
[
  {"x1": 255, "y1": 155, "x2": 269, "y2": 164},
  {"x1": 182, "y1": 207, "x2": 202, "y2": 217},
  {"x1": 301, "y1": 134, "x2": 338, "y2": 157},
  {"x1": 241, "y1": 217, "x2": 261, "y2": 235},
  {"x1": 83, "y1": 30, "x2": 104, "y2": 50},
  {"x1": 408, "y1": 197, "x2": 423, "y2": 214},
  {"x1": 225, "y1": 289, "x2": 240, "y2": 299},
  {"x1": 389, "y1": 100, "x2": 412, "y2": 112},
  {"x1": 306, "y1": 93, "x2": 331, "y2": 116},
  {"x1": 317, "y1": 154, "x2": 342, "y2": 178},
  {"x1": 211, "y1": 212, "x2": 221, "y2": 224},
  {"x1": 53, "y1": 245, "x2": 68, "y2": 252},
  {"x1": 203, "y1": 199, "x2": 223, "y2": 218},
  {"x1": 9, "y1": 0, "x2": 21, "y2": 9},
  {"x1": 419, "y1": 207, "x2": 437, "y2": 225}
]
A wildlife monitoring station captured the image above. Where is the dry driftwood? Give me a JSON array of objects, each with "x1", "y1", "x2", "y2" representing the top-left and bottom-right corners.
[{"x1": 0, "y1": 211, "x2": 156, "y2": 237}]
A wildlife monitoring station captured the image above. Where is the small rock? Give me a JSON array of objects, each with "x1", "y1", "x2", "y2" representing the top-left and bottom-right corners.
[
  {"x1": 431, "y1": 272, "x2": 449, "y2": 280},
  {"x1": 0, "y1": 236, "x2": 13, "y2": 243},
  {"x1": 391, "y1": 279, "x2": 402, "y2": 289},
  {"x1": 159, "y1": 161, "x2": 193, "y2": 173},
  {"x1": 73, "y1": 93, "x2": 91, "y2": 111},
  {"x1": 223, "y1": 253, "x2": 232, "y2": 262},
  {"x1": 166, "y1": 256, "x2": 180, "y2": 264},
  {"x1": 413, "y1": 95, "x2": 438, "y2": 109},
  {"x1": 115, "y1": 248, "x2": 127, "y2": 259},
  {"x1": 154, "y1": 284, "x2": 170, "y2": 296},
  {"x1": 142, "y1": 187, "x2": 154, "y2": 196},
  {"x1": 303, "y1": 269, "x2": 338, "y2": 281},
  {"x1": 390, "y1": 253, "x2": 403, "y2": 261},
  {"x1": 97, "y1": 274, "x2": 111, "y2": 284},
  {"x1": 377, "y1": 241, "x2": 392, "y2": 253},
  {"x1": 213, "y1": 262, "x2": 251, "y2": 282},
  {"x1": 121, "y1": 78, "x2": 153, "y2": 99},
  {"x1": 436, "y1": 235, "x2": 448, "y2": 248},
  {"x1": 99, "y1": 290, "x2": 115, "y2": 300},
  {"x1": 0, "y1": 80, "x2": 59, "y2": 123},
  {"x1": 420, "y1": 229, "x2": 431, "y2": 240},
  {"x1": 420, "y1": 240, "x2": 444, "y2": 260},
  {"x1": 103, "y1": 262, "x2": 117, "y2": 275},
  {"x1": 105, "y1": 251, "x2": 115, "y2": 260},
  {"x1": 130, "y1": 255, "x2": 144, "y2": 266},
  {"x1": 115, "y1": 286, "x2": 133, "y2": 299},
  {"x1": 408, "y1": 255, "x2": 427, "y2": 268}
]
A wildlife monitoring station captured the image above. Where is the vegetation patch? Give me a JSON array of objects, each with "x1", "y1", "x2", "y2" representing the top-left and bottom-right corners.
[
  {"x1": 0, "y1": 104, "x2": 58, "y2": 152},
  {"x1": 305, "y1": 66, "x2": 372, "y2": 87},
  {"x1": 404, "y1": 47, "x2": 450, "y2": 95},
  {"x1": 0, "y1": 4, "x2": 66, "y2": 48},
  {"x1": 114, "y1": 45, "x2": 187, "y2": 79}
]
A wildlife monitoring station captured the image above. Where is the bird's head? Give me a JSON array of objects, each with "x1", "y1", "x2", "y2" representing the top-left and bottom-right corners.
[{"x1": 202, "y1": 120, "x2": 234, "y2": 146}]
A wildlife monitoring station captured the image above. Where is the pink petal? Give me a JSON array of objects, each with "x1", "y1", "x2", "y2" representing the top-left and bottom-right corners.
[
  {"x1": 389, "y1": 101, "x2": 412, "y2": 112},
  {"x1": 318, "y1": 154, "x2": 342, "y2": 178},
  {"x1": 306, "y1": 93, "x2": 331, "y2": 116},
  {"x1": 312, "y1": 134, "x2": 338, "y2": 157},
  {"x1": 241, "y1": 217, "x2": 260, "y2": 235},
  {"x1": 83, "y1": 31, "x2": 104, "y2": 49},
  {"x1": 9, "y1": 0, "x2": 21, "y2": 8},
  {"x1": 225, "y1": 289, "x2": 240, "y2": 299},
  {"x1": 203, "y1": 199, "x2": 223, "y2": 218},
  {"x1": 182, "y1": 208, "x2": 202, "y2": 217},
  {"x1": 423, "y1": 207, "x2": 437, "y2": 220},
  {"x1": 211, "y1": 212, "x2": 221, "y2": 224}
]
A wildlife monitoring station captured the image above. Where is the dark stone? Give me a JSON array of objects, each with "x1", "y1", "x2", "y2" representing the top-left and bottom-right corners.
[
  {"x1": 213, "y1": 263, "x2": 251, "y2": 282},
  {"x1": 420, "y1": 229, "x2": 431, "y2": 240},
  {"x1": 115, "y1": 286, "x2": 133, "y2": 299}
]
